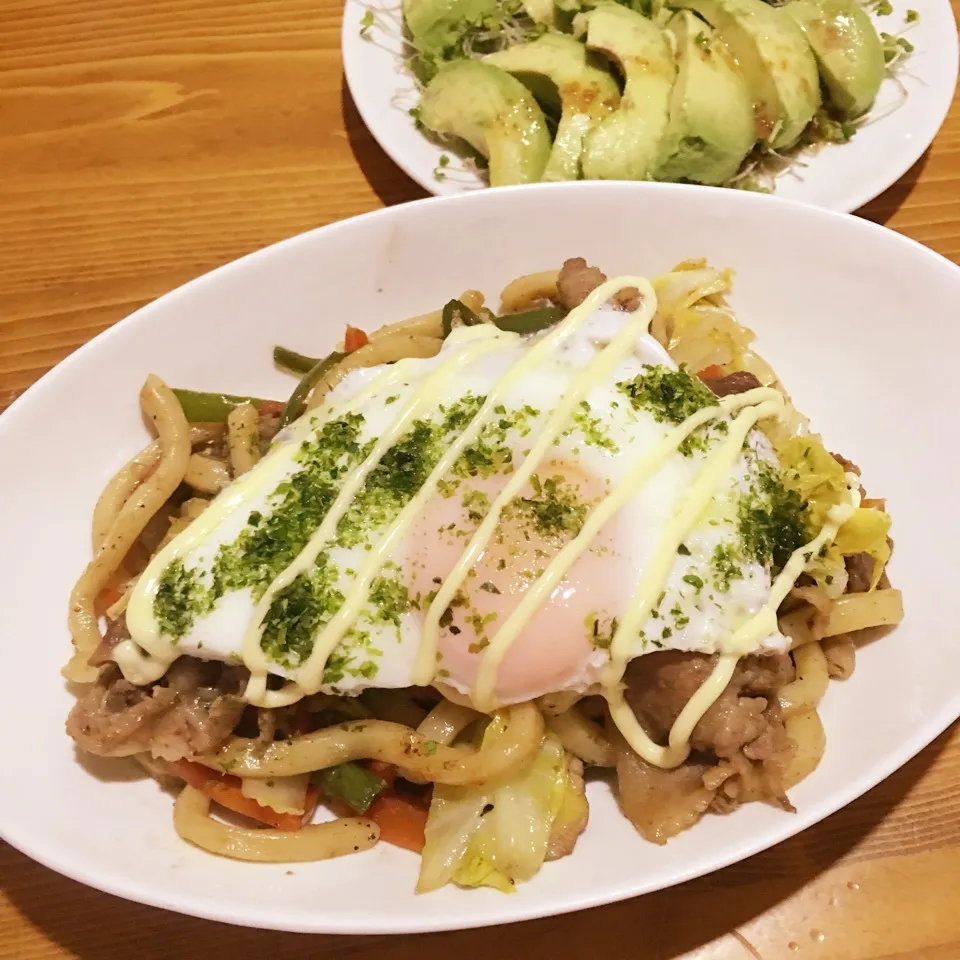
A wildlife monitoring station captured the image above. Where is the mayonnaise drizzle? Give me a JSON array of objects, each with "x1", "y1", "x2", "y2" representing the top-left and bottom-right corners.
[
  {"x1": 602, "y1": 398, "x2": 784, "y2": 687},
  {"x1": 293, "y1": 294, "x2": 655, "y2": 695},
  {"x1": 240, "y1": 325, "x2": 508, "y2": 704},
  {"x1": 472, "y1": 389, "x2": 783, "y2": 711},
  {"x1": 122, "y1": 276, "x2": 860, "y2": 770},
  {"x1": 418, "y1": 277, "x2": 658, "y2": 685},
  {"x1": 607, "y1": 472, "x2": 861, "y2": 767},
  {"x1": 122, "y1": 355, "x2": 440, "y2": 684},
  {"x1": 606, "y1": 654, "x2": 739, "y2": 768}
]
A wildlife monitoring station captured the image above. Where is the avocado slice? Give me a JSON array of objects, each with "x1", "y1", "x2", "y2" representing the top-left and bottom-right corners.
[
  {"x1": 403, "y1": 0, "x2": 498, "y2": 67},
  {"x1": 522, "y1": 0, "x2": 557, "y2": 26},
  {"x1": 657, "y1": 11, "x2": 755, "y2": 184},
  {"x1": 486, "y1": 34, "x2": 621, "y2": 181},
  {"x1": 579, "y1": 3, "x2": 677, "y2": 181},
  {"x1": 418, "y1": 60, "x2": 552, "y2": 186},
  {"x1": 675, "y1": 0, "x2": 821, "y2": 149},
  {"x1": 784, "y1": 0, "x2": 884, "y2": 119}
]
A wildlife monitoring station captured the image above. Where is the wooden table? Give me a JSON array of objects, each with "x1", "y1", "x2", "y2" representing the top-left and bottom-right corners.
[{"x1": 2, "y1": 1, "x2": 959, "y2": 957}]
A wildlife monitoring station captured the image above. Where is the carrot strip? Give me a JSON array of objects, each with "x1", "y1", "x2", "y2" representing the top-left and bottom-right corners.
[
  {"x1": 344, "y1": 325, "x2": 369, "y2": 352},
  {"x1": 94, "y1": 585, "x2": 124, "y2": 617},
  {"x1": 366, "y1": 795, "x2": 428, "y2": 853},
  {"x1": 175, "y1": 760, "x2": 318, "y2": 831}
]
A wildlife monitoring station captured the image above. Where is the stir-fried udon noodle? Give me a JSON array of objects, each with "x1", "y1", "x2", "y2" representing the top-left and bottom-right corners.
[{"x1": 66, "y1": 258, "x2": 903, "y2": 892}]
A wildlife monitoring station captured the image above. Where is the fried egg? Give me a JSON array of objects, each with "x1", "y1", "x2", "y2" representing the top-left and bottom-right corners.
[{"x1": 123, "y1": 298, "x2": 790, "y2": 709}]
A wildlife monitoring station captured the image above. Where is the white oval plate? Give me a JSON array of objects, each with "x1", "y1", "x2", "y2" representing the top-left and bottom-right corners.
[
  {"x1": 1, "y1": 182, "x2": 959, "y2": 934},
  {"x1": 342, "y1": 0, "x2": 958, "y2": 211}
]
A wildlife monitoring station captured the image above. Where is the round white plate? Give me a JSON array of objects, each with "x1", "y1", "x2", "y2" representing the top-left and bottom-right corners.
[
  {"x1": 342, "y1": 0, "x2": 958, "y2": 211},
  {"x1": 2, "y1": 182, "x2": 959, "y2": 934}
]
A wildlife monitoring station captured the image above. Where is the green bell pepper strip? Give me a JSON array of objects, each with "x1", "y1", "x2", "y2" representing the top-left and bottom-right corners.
[
  {"x1": 441, "y1": 300, "x2": 567, "y2": 339},
  {"x1": 273, "y1": 345, "x2": 320, "y2": 375},
  {"x1": 279, "y1": 349, "x2": 347, "y2": 428},
  {"x1": 276, "y1": 300, "x2": 566, "y2": 429},
  {"x1": 441, "y1": 298, "x2": 485, "y2": 338},
  {"x1": 493, "y1": 305, "x2": 567, "y2": 334},
  {"x1": 315, "y1": 762, "x2": 386, "y2": 814},
  {"x1": 173, "y1": 389, "x2": 271, "y2": 423}
]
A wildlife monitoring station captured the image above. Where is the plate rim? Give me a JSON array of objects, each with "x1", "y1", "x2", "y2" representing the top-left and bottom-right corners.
[
  {"x1": 3, "y1": 181, "x2": 960, "y2": 934},
  {"x1": 340, "y1": 0, "x2": 960, "y2": 213},
  {"x1": 6, "y1": 179, "x2": 960, "y2": 440}
]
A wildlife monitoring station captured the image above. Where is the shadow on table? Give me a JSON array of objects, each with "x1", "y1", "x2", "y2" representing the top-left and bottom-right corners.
[
  {"x1": 857, "y1": 150, "x2": 930, "y2": 226},
  {"x1": 337, "y1": 77, "x2": 931, "y2": 235},
  {"x1": 340, "y1": 81, "x2": 428, "y2": 210},
  {"x1": 338, "y1": 77, "x2": 932, "y2": 231},
  {"x1": 3, "y1": 726, "x2": 953, "y2": 960}
]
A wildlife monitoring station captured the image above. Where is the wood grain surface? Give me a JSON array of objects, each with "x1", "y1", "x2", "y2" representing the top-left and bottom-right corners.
[{"x1": 1, "y1": 1, "x2": 958, "y2": 957}]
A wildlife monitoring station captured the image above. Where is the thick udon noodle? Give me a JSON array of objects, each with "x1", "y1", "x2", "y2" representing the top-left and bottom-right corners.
[{"x1": 66, "y1": 269, "x2": 899, "y2": 864}]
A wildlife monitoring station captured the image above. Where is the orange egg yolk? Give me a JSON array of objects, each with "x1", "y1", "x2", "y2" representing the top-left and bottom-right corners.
[{"x1": 409, "y1": 459, "x2": 627, "y2": 705}]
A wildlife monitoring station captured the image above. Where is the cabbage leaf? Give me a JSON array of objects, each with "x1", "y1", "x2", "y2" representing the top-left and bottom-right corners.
[
  {"x1": 417, "y1": 720, "x2": 571, "y2": 893},
  {"x1": 240, "y1": 773, "x2": 310, "y2": 814},
  {"x1": 775, "y1": 435, "x2": 891, "y2": 591},
  {"x1": 835, "y1": 507, "x2": 892, "y2": 590}
]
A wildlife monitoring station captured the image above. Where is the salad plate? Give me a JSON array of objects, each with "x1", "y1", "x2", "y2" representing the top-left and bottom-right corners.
[{"x1": 342, "y1": 0, "x2": 958, "y2": 210}]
